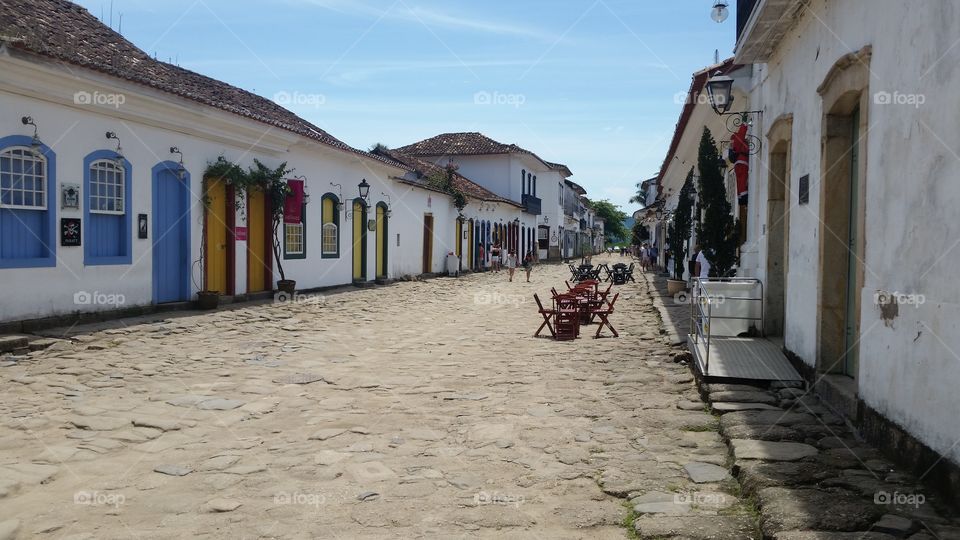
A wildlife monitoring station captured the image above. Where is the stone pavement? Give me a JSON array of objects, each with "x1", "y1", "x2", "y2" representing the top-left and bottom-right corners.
[
  {"x1": 0, "y1": 255, "x2": 756, "y2": 539},
  {"x1": 645, "y1": 271, "x2": 960, "y2": 539}
]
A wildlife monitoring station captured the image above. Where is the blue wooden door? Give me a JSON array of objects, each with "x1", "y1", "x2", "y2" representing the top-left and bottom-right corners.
[{"x1": 152, "y1": 163, "x2": 190, "y2": 303}]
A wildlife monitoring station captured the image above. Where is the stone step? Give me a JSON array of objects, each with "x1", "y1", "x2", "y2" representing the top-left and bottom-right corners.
[{"x1": 0, "y1": 335, "x2": 29, "y2": 353}]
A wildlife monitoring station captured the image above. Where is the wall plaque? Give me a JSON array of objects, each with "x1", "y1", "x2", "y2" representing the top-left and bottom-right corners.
[
  {"x1": 798, "y1": 174, "x2": 810, "y2": 205},
  {"x1": 61, "y1": 218, "x2": 81, "y2": 246},
  {"x1": 138, "y1": 214, "x2": 148, "y2": 239},
  {"x1": 61, "y1": 183, "x2": 80, "y2": 210}
]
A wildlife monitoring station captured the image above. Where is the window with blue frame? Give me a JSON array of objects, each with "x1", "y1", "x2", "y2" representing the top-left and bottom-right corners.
[
  {"x1": 0, "y1": 136, "x2": 56, "y2": 268},
  {"x1": 83, "y1": 150, "x2": 131, "y2": 265}
]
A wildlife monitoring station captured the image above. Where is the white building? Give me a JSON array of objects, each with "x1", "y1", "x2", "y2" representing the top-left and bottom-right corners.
[
  {"x1": 734, "y1": 0, "x2": 960, "y2": 502},
  {"x1": 0, "y1": 0, "x2": 463, "y2": 323},
  {"x1": 396, "y1": 132, "x2": 575, "y2": 262}
]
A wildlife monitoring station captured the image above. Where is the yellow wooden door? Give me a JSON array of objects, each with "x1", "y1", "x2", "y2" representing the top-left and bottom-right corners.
[
  {"x1": 352, "y1": 201, "x2": 365, "y2": 281},
  {"x1": 455, "y1": 219, "x2": 462, "y2": 258},
  {"x1": 376, "y1": 204, "x2": 386, "y2": 279},
  {"x1": 247, "y1": 190, "x2": 267, "y2": 293},
  {"x1": 205, "y1": 178, "x2": 228, "y2": 294}
]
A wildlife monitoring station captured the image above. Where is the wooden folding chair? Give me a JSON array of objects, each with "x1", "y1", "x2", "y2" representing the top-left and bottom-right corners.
[
  {"x1": 591, "y1": 293, "x2": 619, "y2": 338},
  {"x1": 533, "y1": 294, "x2": 555, "y2": 338},
  {"x1": 554, "y1": 295, "x2": 580, "y2": 340}
]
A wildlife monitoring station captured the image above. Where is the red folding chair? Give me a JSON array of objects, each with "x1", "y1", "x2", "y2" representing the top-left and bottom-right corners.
[
  {"x1": 533, "y1": 294, "x2": 555, "y2": 338},
  {"x1": 597, "y1": 283, "x2": 613, "y2": 302},
  {"x1": 554, "y1": 295, "x2": 580, "y2": 340},
  {"x1": 591, "y1": 293, "x2": 619, "y2": 338}
]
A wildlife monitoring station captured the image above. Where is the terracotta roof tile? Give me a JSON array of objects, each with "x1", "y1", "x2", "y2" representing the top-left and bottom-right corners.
[
  {"x1": 0, "y1": 0, "x2": 402, "y2": 168},
  {"x1": 397, "y1": 132, "x2": 570, "y2": 176}
]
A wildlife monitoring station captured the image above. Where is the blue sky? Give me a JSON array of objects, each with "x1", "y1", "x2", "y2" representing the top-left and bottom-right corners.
[{"x1": 76, "y1": 0, "x2": 735, "y2": 211}]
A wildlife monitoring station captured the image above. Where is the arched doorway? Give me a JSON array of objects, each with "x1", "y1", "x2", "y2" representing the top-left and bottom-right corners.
[
  {"x1": 817, "y1": 47, "x2": 871, "y2": 381},
  {"x1": 352, "y1": 199, "x2": 367, "y2": 282},
  {"x1": 766, "y1": 115, "x2": 793, "y2": 336},
  {"x1": 375, "y1": 202, "x2": 388, "y2": 280}
]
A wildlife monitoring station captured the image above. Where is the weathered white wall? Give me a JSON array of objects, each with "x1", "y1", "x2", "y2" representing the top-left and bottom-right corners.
[{"x1": 743, "y1": 0, "x2": 960, "y2": 463}]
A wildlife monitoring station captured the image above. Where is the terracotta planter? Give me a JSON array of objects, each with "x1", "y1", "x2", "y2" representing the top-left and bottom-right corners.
[
  {"x1": 196, "y1": 291, "x2": 219, "y2": 310},
  {"x1": 277, "y1": 279, "x2": 297, "y2": 294},
  {"x1": 666, "y1": 279, "x2": 687, "y2": 295}
]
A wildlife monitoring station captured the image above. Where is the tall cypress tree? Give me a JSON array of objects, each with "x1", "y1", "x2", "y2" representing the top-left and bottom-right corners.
[
  {"x1": 696, "y1": 127, "x2": 738, "y2": 276},
  {"x1": 667, "y1": 169, "x2": 695, "y2": 281}
]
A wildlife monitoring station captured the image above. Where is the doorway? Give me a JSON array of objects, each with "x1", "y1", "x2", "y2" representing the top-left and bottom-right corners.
[
  {"x1": 766, "y1": 119, "x2": 792, "y2": 336},
  {"x1": 376, "y1": 202, "x2": 388, "y2": 280},
  {"x1": 820, "y1": 103, "x2": 865, "y2": 379},
  {"x1": 152, "y1": 162, "x2": 191, "y2": 303},
  {"x1": 352, "y1": 199, "x2": 367, "y2": 282},
  {"x1": 204, "y1": 177, "x2": 233, "y2": 294},
  {"x1": 247, "y1": 189, "x2": 272, "y2": 293},
  {"x1": 422, "y1": 214, "x2": 434, "y2": 273}
]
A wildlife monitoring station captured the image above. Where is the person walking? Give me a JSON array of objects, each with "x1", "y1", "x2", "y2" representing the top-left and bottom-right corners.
[
  {"x1": 490, "y1": 242, "x2": 501, "y2": 272},
  {"x1": 522, "y1": 250, "x2": 534, "y2": 282},
  {"x1": 504, "y1": 249, "x2": 518, "y2": 282},
  {"x1": 478, "y1": 243, "x2": 485, "y2": 272}
]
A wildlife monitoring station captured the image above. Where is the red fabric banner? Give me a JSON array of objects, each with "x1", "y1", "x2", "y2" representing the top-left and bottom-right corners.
[
  {"x1": 283, "y1": 179, "x2": 304, "y2": 224},
  {"x1": 730, "y1": 124, "x2": 750, "y2": 200}
]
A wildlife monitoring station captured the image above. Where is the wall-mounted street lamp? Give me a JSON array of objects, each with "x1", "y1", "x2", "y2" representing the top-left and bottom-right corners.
[
  {"x1": 711, "y1": 1, "x2": 729, "y2": 23},
  {"x1": 105, "y1": 131, "x2": 124, "y2": 166},
  {"x1": 169, "y1": 147, "x2": 186, "y2": 179},
  {"x1": 20, "y1": 116, "x2": 43, "y2": 156},
  {"x1": 358, "y1": 178, "x2": 370, "y2": 204},
  {"x1": 705, "y1": 71, "x2": 763, "y2": 153}
]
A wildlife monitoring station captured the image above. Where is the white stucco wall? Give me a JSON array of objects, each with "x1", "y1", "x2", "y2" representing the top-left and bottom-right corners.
[{"x1": 742, "y1": 0, "x2": 960, "y2": 463}]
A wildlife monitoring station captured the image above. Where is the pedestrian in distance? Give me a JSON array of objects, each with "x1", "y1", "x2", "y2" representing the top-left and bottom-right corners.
[
  {"x1": 522, "y1": 250, "x2": 534, "y2": 282},
  {"x1": 505, "y1": 249, "x2": 518, "y2": 282},
  {"x1": 490, "y1": 242, "x2": 501, "y2": 272},
  {"x1": 478, "y1": 243, "x2": 485, "y2": 272}
]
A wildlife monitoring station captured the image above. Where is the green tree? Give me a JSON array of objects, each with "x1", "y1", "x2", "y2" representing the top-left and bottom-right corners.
[
  {"x1": 631, "y1": 220, "x2": 649, "y2": 246},
  {"x1": 668, "y1": 169, "x2": 696, "y2": 281},
  {"x1": 695, "y1": 127, "x2": 738, "y2": 276},
  {"x1": 629, "y1": 180, "x2": 649, "y2": 205},
  {"x1": 588, "y1": 199, "x2": 628, "y2": 243}
]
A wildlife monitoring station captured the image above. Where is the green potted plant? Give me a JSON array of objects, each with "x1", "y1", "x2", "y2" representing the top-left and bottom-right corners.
[{"x1": 667, "y1": 169, "x2": 695, "y2": 295}]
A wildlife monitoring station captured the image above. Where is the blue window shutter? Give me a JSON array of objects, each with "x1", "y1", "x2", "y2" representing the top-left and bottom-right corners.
[
  {"x1": 0, "y1": 135, "x2": 56, "y2": 269},
  {"x1": 83, "y1": 150, "x2": 132, "y2": 265}
]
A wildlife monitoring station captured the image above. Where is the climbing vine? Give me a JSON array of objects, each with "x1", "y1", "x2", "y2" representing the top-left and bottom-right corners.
[{"x1": 426, "y1": 163, "x2": 468, "y2": 213}]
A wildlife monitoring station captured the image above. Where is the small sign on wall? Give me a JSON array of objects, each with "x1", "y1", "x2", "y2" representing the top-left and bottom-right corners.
[
  {"x1": 61, "y1": 183, "x2": 80, "y2": 210},
  {"x1": 798, "y1": 175, "x2": 810, "y2": 205},
  {"x1": 367, "y1": 219, "x2": 376, "y2": 231},
  {"x1": 234, "y1": 226, "x2": 247, "y2": 241},
  {"x1": 138, "y1": 214, "x2": 148, "y2": 239},
  {"x1": 61, "y1": 218, "x2": 81, "y2": 246}
]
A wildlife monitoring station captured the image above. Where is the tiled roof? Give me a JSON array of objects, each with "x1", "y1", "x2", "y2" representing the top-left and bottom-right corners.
[
  {"x1": 377, "y1": 149, "x2": 520, "y2": 207},
  {"x1": 0, "y1": 0, "x2": 402, "y2": 168},
  {"x1": 397, "y1": 132, "x2": 571, "y2": 175}
]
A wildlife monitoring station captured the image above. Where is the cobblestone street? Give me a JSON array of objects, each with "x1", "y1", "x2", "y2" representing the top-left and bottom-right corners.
[{"x1": 0, "y1": 256, "x2": 755, "y2": 539}]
